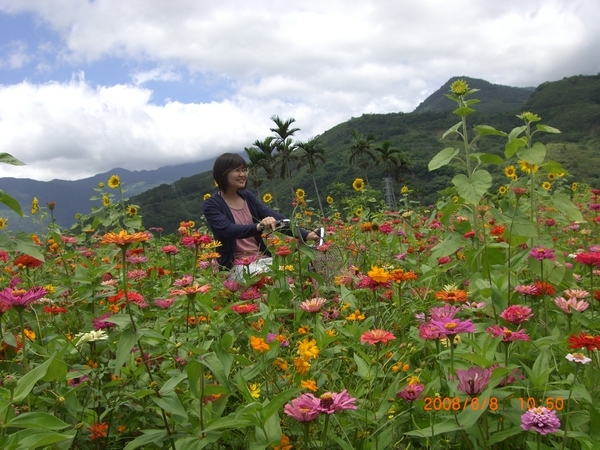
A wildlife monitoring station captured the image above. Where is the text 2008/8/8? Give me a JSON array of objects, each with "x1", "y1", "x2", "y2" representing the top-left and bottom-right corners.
[{"x1": 423, "y1": 397, "x2": 499, "y2": 411}]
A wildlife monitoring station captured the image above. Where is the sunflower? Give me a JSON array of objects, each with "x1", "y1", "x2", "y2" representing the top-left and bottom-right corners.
[
  {"x1": 31, "y1": 197, "x2": 39, "y2": 215},
  {"x1": 504, "y1": 166, "x2": 516, "y2": 178},
  {"x1": 542, "y1": 181, "x2": 552, "y2": 191},
  {"x1": 127, "y1": 205, "x2": 138, "y2": 216},
  {"x1": 295, "y1": 188, "x2": 305, "y2": 200},
  {"x1": 102, "y1": 195, "x2": 111, "y2": 207},
  {"x1": 0, "y1": 217, "x2": 7, "y2": 230},
  {"x1": 518, "y1": 160, "x2": 539, "y2": 174},
  {"x1": 97, "y1": 182, "x2": 104, "y2": 188},
  {"x1": 263, "y1": 193, "x2": 273, "y2": 203},
  {"x1": 572, "y1": 182, "x2": 578, "y2": 192},
  {"x1": 203, "y1": 193, "x2": 211, "y2": 200},
  {"x1": 352, "y1": 178, "x2": 365, "y2": 192},
  {"x1": 450, "y1": 79, "x2": 469, "y2": 96},
  {"x1": 108, "y1": 175, "x2": 121, "y2": 189},
  {"x1": 326, "y1": 195, "x2": 333, "y2": 204},
  {"x1": 355, "y1": 207, "x2": 362, "y2": 217},
  {"x1": 547, "y1": 173, "x2": 556, "y2": 181},
  {"x1": 498, "y1": 185, "x2": 508, "y2": 195},
  {"x1": 401, "y1": 186, "x2": 409, "y2": 194}
]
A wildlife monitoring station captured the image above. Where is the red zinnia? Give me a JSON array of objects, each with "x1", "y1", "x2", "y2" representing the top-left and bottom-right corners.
[
  {"x1": 533, "y1": 280, "x2": 555, "y2": 296},
  {"x1": 87, "y1": 422, "x2": 109, "y2": 440},
  {"x1": 567, "y1": 332, "x2": 599, "y2": 351},
  {"x1": 13, "y1": 254, "x2": 43, "y2": 268},
  {"x1": 574, "y1": 252, "x2": 600, "y2": 268}
]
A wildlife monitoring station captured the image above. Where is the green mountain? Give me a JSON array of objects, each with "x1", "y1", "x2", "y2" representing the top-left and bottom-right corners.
[{"x1": 133, "y1": 74, "x2": 600, "y2": 234}]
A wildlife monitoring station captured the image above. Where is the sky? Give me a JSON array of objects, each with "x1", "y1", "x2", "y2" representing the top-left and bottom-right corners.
[{"x1": 0, "y1": 0, "x2": 599, "y2": 182}]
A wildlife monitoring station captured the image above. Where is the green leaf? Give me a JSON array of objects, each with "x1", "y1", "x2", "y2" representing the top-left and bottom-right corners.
[
  {"x1": 551, "y1": 194, "x2": 583, "y2": 222},
  {"x1": 11, "y1": 430, "x2": 75, "y2": 450},
  {"x1": 517, "y1": 141, "x2": 546, "y2": 166},
  {"x1": 441, "y1": 122, "x2": 462, "y2": 139},
  {"x1": 123, "y1": 429, "x2": 168, "y2": 450},
  {"x1": 115, "y1": 328, "x2": 141, "y2": 373},
  {"x1": 0, "y1": 192, "x2": 23, "y2": 216},
  {"x1": 151, "y1": 391, "x2": 188, "y2": 419},
  {"x1": 261, "y1": 388, "x2": 301, "y2": 422},
  {"x1": 404, "y1": 418, "x2": 461, "y2": 437},
  {"x1": 14, "y1": 353, "x2": 56, "y2": 403},
  {"x1": 159, "y1": 372, "x2": 187, "y2": 395},
  {"x1": 505, "y1": 137, "x2": 527, "y2": 158},
  {"x1": 452, "y1": 170, "x2": 492, "y2": 204},
  {"x1": 6, "y1": 412, "x2": 69, "y2": 430},
  {"x1": 430, "y1": 232, "x2": 463, "y2": 259},
  {"x1": 428, "y1": 147, "x2": 459, "y2": 171},
  {"x1": 353, "y1": 353, "x2": 374, "y2": 380},
  {"x1": 199, "y1": 352, "x2": 232, "y2": 391},
  {"x1": 0, "y1": 153, "x2": 26, "y2": 166},
  {"x1": 453, "y1": 106, "x2": 475, "y2": 117},
  {"x1": 536, "y1": 124, "x2": 561, "y2": 134},
  {"x1": 478, "y1": 153, "x2": 504, "y2": 165},
  {"x1": 474, "y1": 125, "x2": 507, "y2": 137}
]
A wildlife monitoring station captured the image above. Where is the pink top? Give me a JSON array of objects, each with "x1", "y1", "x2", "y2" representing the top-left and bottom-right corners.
[{"x1": 230, "y1": 201, "x2": 261, "y2": 258}]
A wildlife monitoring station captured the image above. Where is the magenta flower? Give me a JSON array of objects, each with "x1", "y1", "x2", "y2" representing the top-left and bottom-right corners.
[
  {"x1": 174, "y1": 275, "x2": 194, "y2": 287},
  {"x1": 500, "y1": 305, "x2": 533, "y2": 324},
  {"x1": 283, "y1": 394, "x2": 320, "y2": 422},
  {"x1": 360, "y1": 329, "x2": 396, "y2": 345},
  {"x1": 529, "y1": 247, "x2": 555, "y2": 261},
  {"x1": 231, "y1": 303, "x2": 259, "y2": 314},
  {"x1": 429, "y1": 305, "x2": 461, "y2": 320},
  {"x1": 161, "y1": 245, "x2": 179, "y2": 255},
  {"x1": 514, "y1": 285, "x2": 541, "y2": 296},
  {"x1": 93, "y1": 313, "x2": 116, "y2": 330},
  {"x1": 418, "y1": 322, "x2": 442, "y2": 340},
  {"x1": 0, "y1": 286, "x2": 48, "y2": 309},
  {"x1": 455, "y1": 367, "x2": 492, "y2": 395},
  {"x1": 397, "y1": 383, "x2": 425, "y2": 402},
  {"x1": 223, "y1": 279, "x2": 243, "y2": 292},
  {"x1": 486, "y1": 325, "x2": 530, "y2": 342},
  {"x1": 430, "y1": 317, "x2": 475, "y2": 337},
  {"x1": 155, "y1": 298, "x2": 175, "y2": 309},
  {"x1": 314, "y1": 389, "x2": 358, "y2": 414},
  {"x1": 521, "y1": 407, "x2": 561, "y2": 435}
]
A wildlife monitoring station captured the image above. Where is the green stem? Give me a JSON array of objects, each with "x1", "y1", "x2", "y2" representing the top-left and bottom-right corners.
[
  {"x1": 17, "y1": 309, "x2": 28, "y2": 372},
  {"x1": 321, "y1": 414, "x2": 330, "y2": 450}
]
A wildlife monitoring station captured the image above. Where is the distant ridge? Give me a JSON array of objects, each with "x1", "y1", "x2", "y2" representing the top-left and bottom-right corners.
[{"x1": 414, "y1": 76, "x2": 535, "y2": 114}]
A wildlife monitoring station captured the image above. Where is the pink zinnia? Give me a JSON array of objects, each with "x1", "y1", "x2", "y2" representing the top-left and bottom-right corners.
[
  {"x1": 429, "y1": 305, "x2": 461, "y2": 321},
  {"x1": 174, "y1": 275, "x2": 194, "y2": 287},
  {"x1": 0, "y1": 286, "x2": 48, "y2": 309},
  {"x1": 314, "y1": 390, "x2": 358, "y2": 414},
  {"x1": 155, "y1": 298, "x2": 175, "y2": 309},
  {"x1": 299, "y1": 297, "x2": 327, "y2": 313},
  {"x1": 500, "y1": 305, "x2": 533, "y2": 324},
  {"x1": 283, "y1": 395, "x2": 320, "y2": 422},
  {"x1": 419, "y1": 322, "x2": 442, "y2": 340},
  {"x1": 521, "y1": 407, "x2": 560, "y2": 435},
  {"x1": 161, "y1": 245, "x2": 179, "y2": 255},
  {"x1": 456, "y1": 367, "x2": 492, "y2": 395},
  {"x1": 529, "y1": 247, "x2": 555, "y2": 261},
  {"x1": 397, "y1": 383, "x2": 425, "y2": 402},
  {"x1": 93, "y1": 313, "x2": 116, "y2": 330},
  {"x1": 360, "y1": 329, "x2": 396, "y2": 345},
  {"x1": 554, "y1": 297, "x2": 589, "y2": 314},
  {"x1": 430, "y1": 317, "x2": 475, "y2": 337},
  {"x1": 486, "y1": 325, "x2": 530, "y2": 342},
  {"x1": 514, "y1": 285, "x2": 541, "y2": 296}
]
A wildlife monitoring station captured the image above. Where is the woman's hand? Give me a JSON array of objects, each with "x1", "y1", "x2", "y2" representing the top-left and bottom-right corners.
[{"x1": 257, "y1": 216, "x2": 277, "y2": 232}]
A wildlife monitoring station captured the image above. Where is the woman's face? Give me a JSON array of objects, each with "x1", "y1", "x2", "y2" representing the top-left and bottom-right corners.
[{"x1": 225, "y1": 166, "x2": 248, "y2": 192}]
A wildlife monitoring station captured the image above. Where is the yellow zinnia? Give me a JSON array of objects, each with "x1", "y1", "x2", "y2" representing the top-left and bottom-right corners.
[
  {"x1": 249, "y1": 383, "x2": 261, "y2": 399},
  {"x1": 297, "y1": 338, "x2": 319, "y2": 359},
  {"x1": 352, "y1": 178, "x2": 365, "y2": 192},
  {"x1": 368, "y1": 266, "x2": 391, "y2": 283},
  {"x1": 108, "y1": 175, "x2": 121, "y2": 189}
]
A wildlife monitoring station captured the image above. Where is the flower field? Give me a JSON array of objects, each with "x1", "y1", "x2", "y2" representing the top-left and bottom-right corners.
[{"x1": 0, "y1": 82, "x2": 599, "y2": 449}]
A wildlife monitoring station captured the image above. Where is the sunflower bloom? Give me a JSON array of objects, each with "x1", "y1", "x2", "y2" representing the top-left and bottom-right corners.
[
  {"x1": 295, "y1": 188, "x2": 305, "y2": 200},
  {"x1": 0, "y1": 218, "x2": 7, "y2": 230},
  {"x1": 127, "y1": 205, "x2": 138, "y2": 216},
  {"x1": 542, "y1": 181, "x2": 552, "y2": 191},
  {"x1": 326, "y1": 195, "x2": 333, "y2": 204},
  {"x1": 518, "y1": 160, "x2": 539, "y2": 174},
  {"x1": 31, "y1": 197, "x2": 39, "y2": 214},
  {"x1": 450, "y1": 79, "x2": 469, "y2": 96},
  {"x1": 504, "y1": 166, "x2": 516, "y2": 178},
  {"x1": 102, "y1": 195, "x2": 111, "y2": 207},
  {"x1": 108, "y1": 175, "x2": 121, "y2": 188},
  {"x1": 263, "y1": 193, "x2": 273, "y2": 203},
  {"x1": 352, "y1": 178, "x2": 365, "y2": 192},
  {"x1": 203, "y1": 193, "x2": 211, "y2": 200}
]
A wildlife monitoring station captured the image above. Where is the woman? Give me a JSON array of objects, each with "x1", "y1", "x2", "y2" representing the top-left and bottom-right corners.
[{"x1": 202, "y1": 153, "x2": 320, "y2": 276}]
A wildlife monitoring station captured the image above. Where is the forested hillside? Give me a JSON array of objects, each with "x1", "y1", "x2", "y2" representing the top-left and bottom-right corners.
[{"x1": 134, "y1": 74, "x2": 600, "y2": 234}]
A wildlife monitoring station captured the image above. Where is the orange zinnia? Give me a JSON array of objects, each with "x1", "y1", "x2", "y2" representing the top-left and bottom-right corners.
[
  {"x1": 435, "y1": 287, "x2": 468, "y2": 303},
  {"x1": 101, "y1": 230, "x2": 149, "y2": 247},
  {"x1": 250, "y1": 336, "x2": 270, "y2": 353}
]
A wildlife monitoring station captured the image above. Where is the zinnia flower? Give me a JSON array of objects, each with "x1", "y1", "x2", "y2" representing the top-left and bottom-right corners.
[
  {"x1": 299, "y1": 297, "x2": 327, "y2": 313},
  {"x1": 486, "y1": 325, "x2": 530, "y2": 342},
  {"x1": 521, "y1": 407, "x2": 560, "y2": 435},
  {"x1": 455, "y1": 367, "x2": 492, "y2": 395},
  {"x1": 231, "y1": 303, "x2": 259, "y2": 314},
  {"x1": 397, "y1": 383, "x2": 425, "y2": 402},
  {"x1": 87, "y1": 422, "x2": 109, "y2": 440},
  {"x1": 283, "y1": 394, "x2": 320, "y2": 422},
  {"x1": 567, "y1": 332, "x2": 599, "y2": 351},
  {"x1": 529, "y1": 247, "x2": 555, "y2": 261},
  {"x1": 101, "y1": 230, "x2": 149, "y2": 247},
  {"x1": 574, "y1": 252, "x2": 600, "y2": 268},
  {"x1": 315, "y1": 390, "x2": 358, "y2": 414},
  {"x1": 250, "y1": 336, "x2": 270, "y2": 353},
  {"x1": 297, "y1": 338, "x2": 319, "y2": 359},
  {"x1": 0, "y1": 286, "x2": 47, "y2": 309},
  {"x1": 499, "y1": 305, "x2": 533, "y2": 324},
  {"x1": 360, "y1": 329, "x2": 396, "y2": 345},
  {"x1": 430, "y1": 317, "x2": 475, "y2": 337},
  {"x1": 565, "y1": 353, "x2": 592, "y2": 364}
]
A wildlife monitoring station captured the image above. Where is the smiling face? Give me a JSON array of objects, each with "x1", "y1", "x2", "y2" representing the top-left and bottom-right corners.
[{"x1": 225, "y1": 166, "x2": 248, "y2": 193}]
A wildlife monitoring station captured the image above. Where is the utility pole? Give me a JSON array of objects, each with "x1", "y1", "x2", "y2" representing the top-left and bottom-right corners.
[{"x1": 382, "y1": 176, "x2": 397, "y2": 210}]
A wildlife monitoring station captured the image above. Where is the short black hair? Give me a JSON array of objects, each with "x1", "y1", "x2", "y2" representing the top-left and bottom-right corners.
[{"x1": 213, "y1": 153, "x2": 248, "y2": 193}]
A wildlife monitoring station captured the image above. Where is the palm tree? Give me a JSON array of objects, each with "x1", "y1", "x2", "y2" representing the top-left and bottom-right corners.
[
  {"x1": 373, "y1": 140, "x2": 412, "y2": 181},
  {"x1": 348, "y1": 130, "x2": 377, "y2": 185},
  {"x1": 244, "y1": 147, "x2": 266, "y2": 196},
  {"x1": 296, "y1": 135, "x2": 327, "y2": 216},
  {"x1": 270, "y1": 115, "x2": 300, "y2": 200},
  {"x1": 253, "y1": 136, "x2": 279, "y2": 208}
]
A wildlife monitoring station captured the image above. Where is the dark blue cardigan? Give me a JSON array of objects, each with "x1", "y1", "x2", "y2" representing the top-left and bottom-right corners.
[{"x1": 202, "y1": 190, "x2": 309, "y2": 269}]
